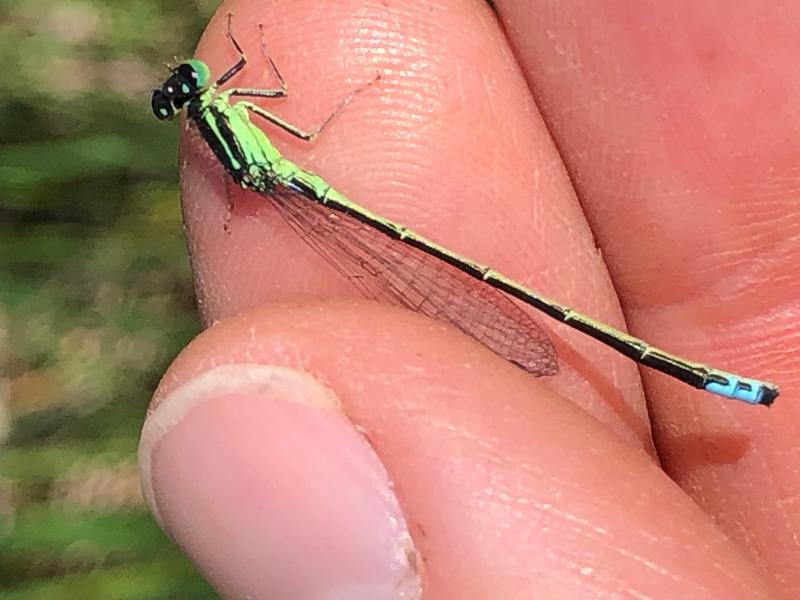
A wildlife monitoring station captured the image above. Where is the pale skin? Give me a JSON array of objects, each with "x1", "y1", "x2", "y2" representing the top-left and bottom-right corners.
[{"x1": 139, "y1": 0, "x2": 800, "y2": 597}]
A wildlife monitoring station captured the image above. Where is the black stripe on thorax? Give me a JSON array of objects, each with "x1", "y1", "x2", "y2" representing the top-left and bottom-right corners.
[{"x1": 190, "y1": 101, "x2": 247, "y2": 182}]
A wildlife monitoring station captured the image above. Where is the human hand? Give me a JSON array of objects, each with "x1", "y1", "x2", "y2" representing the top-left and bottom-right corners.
[{"x1": 139, "y1": 1, "x2": 798, "y2": 597}]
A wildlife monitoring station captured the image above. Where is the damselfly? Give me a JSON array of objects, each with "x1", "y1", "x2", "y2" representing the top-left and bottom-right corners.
[{"x1": 151, "y1": 17, "x2": 779, "y2": 407}]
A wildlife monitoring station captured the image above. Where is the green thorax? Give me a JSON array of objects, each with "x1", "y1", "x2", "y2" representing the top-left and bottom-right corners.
[{"x1": 195, "y1": 90, "x2": 304, "y2": 188}]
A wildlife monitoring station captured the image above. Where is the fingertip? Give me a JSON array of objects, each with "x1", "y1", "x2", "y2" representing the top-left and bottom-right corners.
[{"x1": 139, "y1": 362, "x2": 421, "y2": 600}]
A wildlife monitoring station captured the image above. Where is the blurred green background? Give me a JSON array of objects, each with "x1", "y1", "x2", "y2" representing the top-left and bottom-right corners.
[{"x1": 1, "y1": 0, "x2": 219, "y2": 597}]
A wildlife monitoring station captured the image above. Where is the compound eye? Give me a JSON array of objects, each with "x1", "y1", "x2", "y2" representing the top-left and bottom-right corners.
[
  {"x1": 151, "y1": 89, "x2": 175, "y2": 121},
  {"x1": 175, "y1": 63, "x2": 200, "y2": 95},
  {"x1": 161, "y1": 76, "x2": 179, "y2": 97}
]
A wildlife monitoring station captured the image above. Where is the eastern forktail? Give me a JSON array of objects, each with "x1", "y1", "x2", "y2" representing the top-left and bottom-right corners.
[{"x1": 151, "y1": 17, "x2": 779, "y2": 407}]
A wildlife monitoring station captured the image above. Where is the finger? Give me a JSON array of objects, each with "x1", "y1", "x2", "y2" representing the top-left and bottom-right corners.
[
  {"x1": 178, "y1": 0, "x2": 655, "y2": 444},
  {"x1": 494, "y1": 0, "x2": 800, "y2": 590},
  {"x1": 139, "y1": 303, "x2": 775, "y2": 599}
]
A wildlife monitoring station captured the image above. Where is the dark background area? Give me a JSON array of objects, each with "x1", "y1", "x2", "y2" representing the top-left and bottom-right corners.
[{"x1": 1, "y1": 0, "x2": 218, "y2": 596}]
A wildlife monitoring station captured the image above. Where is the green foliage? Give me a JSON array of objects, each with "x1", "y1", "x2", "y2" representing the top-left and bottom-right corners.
[{"x1": 1, "y1": 0, "x2": 218, "y2": 596}]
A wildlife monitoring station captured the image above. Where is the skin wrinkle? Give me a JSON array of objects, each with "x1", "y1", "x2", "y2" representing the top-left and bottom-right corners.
[
  {"x1": 438, "y1": 423, "x2": 682, "y2": 567},
  {"x1": 461, "y1": 432, "x2": 764, "y2": 591},
  {"x1": 523, "y1": 503, "x2": 726, "y2": 595}
]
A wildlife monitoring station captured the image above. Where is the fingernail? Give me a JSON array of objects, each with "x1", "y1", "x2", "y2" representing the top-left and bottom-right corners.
[{"x1": 139, "y1": 364, "x2": 420, "y2": 600}]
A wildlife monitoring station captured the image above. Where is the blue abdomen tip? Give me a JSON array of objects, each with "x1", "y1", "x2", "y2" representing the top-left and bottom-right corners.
[{"x1": 705, "y1": 376, "x2": 778, "y2": 406}]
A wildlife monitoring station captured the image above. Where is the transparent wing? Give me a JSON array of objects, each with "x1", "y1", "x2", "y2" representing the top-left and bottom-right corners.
[{"x1": 265, "y1": 185, "x2": 558, "y2": 377}]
